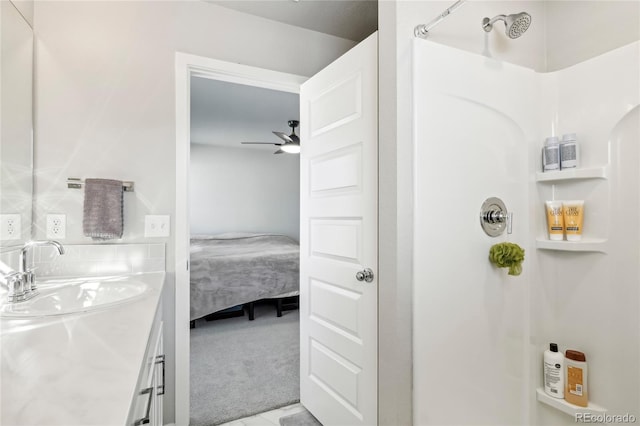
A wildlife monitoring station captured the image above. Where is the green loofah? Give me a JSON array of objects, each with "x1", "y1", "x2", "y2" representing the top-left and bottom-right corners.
[{"x1": 489, "y1": 242, "x2": 525, "y2": 276}]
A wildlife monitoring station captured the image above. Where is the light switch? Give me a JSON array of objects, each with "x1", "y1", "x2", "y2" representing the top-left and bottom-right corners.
[{"x1": 145, "y1": 215, "x2": 170, "y2": 237}]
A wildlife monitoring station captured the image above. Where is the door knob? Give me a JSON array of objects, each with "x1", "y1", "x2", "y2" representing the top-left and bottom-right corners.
[{"x1": 356, "y1": 268, "x2": 374, "y2": 283}]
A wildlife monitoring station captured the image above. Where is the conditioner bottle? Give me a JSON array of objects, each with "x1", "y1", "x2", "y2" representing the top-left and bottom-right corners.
[
  {"x1": 543, "y1": 343, "x2": 564, "y2": 398},
  {"x1": 565, "y1": 350, "x2": 588, "y2": 407},
  {"x1": 560, "y1": 133, "x2": 579, "y2": 169}
]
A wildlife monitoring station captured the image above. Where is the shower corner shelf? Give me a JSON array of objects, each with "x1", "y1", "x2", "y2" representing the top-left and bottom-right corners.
[
  {"x1": 536, "y1": 238, "x2": 608, "y2": 253},
  {"x1": 536, "y1": 388, "x2": 607, "y2": 417},
  {"x1": 535, "y1": 166, "x2": 608, "y2": 183}
]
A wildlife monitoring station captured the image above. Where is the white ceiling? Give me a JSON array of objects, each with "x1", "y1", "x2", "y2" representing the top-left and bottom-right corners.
[
  {"x1": 190, "y1": 76, "x2": 300, "y2": 152},
  {"x1": 207, "y1": 0, "x2": 378, "y2": 42}
]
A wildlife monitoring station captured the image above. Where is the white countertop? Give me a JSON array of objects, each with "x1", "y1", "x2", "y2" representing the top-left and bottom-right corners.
[{"x1": 0, "y1": 272, "x2": 165, "y2": 426}]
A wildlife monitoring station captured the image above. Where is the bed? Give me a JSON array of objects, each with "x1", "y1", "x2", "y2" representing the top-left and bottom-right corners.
[{"x1": 190, "y1": 233, "x2": 300, "y2": 321}]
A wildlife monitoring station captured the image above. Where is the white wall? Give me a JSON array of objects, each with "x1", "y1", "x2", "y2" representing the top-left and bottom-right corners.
[
  {"x1": 545, "y1": 1, "x2": 640, "y2": 71},
  {"x1": 377, "y1": 3, "x2": 414, "y2": 425},
  {"x1": 32, "y1": 2, "x2": 354, "y2": 423},
  {"x1": 190, "y1": 144, "x2": 300, "y2": 241},
  {"x1": 33, "y1": 1, "x2": 353, "y2": 244}
]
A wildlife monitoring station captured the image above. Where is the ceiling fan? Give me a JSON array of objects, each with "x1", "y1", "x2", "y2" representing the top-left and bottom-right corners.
[{"x1": 241, "y1": 120, "x2": 300, "y2": 154}]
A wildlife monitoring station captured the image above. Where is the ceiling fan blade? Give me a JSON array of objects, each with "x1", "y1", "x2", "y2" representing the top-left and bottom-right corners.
[
  {"x1": 241, "y1": 141, "x2": 283, "y2": 145},
  {"x1": 273, "y1": 149, "x2": 285, "y2": 155},
  {"x1": 272, "y1": 131, "x2": 293, "y2": 143}
]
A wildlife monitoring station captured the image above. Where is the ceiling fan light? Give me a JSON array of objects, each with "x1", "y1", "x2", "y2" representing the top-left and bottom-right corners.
[{"x1": 280, "y1": 143, "x2": 300, "y2": 154}]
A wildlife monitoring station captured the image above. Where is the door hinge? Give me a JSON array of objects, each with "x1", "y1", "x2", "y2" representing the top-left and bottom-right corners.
[{"x1": 186, "y1": 260, "x2": 189, "y2": 271}]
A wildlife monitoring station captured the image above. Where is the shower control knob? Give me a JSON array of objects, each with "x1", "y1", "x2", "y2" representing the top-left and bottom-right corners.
[
  {"x1": 485, "y1": 210, "x2": 506, "y2": 224},
  {"x1": 356, "y1": 268, "x2": 374, "y2": 283},
  {"x1": 480, "y1": 197, "x2": 511, "y2": 237}
]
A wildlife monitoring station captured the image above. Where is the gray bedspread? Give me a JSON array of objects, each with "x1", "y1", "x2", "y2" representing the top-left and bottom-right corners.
[{"x1": 190, "y1": 233, "x2": 300, "y2": 321}]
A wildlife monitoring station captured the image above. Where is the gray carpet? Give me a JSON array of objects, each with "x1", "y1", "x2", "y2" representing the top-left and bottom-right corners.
[
  {"x1": 279, "y1": 409, "x2": 323, "y2": 426},
  {"x1": 190, "y1": 302, "x2": 300, "y2": 426}
]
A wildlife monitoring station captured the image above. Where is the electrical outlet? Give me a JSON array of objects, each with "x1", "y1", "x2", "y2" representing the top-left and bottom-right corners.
[
  {"x1": 145, "y1": 215, "x2": 170, "y2": 237},
  {"x1": 0, "y1": 214, "x2": 21, "y2": 240},
  {"x1": 46, "y1": 214, "x2": 66, "y2": 239}
]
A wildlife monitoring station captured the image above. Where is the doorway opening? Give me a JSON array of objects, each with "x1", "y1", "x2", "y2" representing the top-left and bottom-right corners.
[
  {"x1": 189, "y1": 76, "x2": 301, "y2": 425},
  {"x1": 175, "y1": 53, "x2": 307, "y2": 425}
]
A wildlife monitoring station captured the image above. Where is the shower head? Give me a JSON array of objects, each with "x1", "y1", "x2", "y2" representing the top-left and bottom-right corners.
[{"x1": 482, "y1": 12, "x2": 531, "y2": 39}]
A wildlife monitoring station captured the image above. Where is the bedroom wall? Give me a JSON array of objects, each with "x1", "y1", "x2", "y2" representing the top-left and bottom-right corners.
[
  {"x1": 32, "y1": 2, "x2": 354, "y2": 423},
  {"x1": 190, "y1": 144, "x2": 300, "y2": 241}
]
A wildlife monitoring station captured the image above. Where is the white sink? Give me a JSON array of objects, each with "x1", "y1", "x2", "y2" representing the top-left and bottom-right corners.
[{"x1": 0, "y1": 277, "x2": 149, "y2": 317}]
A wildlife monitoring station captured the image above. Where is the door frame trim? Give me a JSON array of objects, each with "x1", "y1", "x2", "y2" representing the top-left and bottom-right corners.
[{"x1": 174, "y1": 52, "x2": 306, "y2": 426}]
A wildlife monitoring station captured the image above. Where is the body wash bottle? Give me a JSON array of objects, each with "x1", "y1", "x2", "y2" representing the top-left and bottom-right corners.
[
  {"x1": 565, "y1": 350, "x2": 588, "y2": 407},
  {"x1": 544, "y1": 343, "x2": 564, "y2": 398}
]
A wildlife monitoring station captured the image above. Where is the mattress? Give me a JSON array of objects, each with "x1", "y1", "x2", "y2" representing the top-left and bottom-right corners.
[{"x1": 190, "y1": 233, "x2": 300, "y2": 320}]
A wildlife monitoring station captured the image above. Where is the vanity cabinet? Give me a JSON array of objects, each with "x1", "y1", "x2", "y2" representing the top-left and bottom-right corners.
[
  {"x1": 129, "y1": 309, "x2": 164, "y2": 426},
  {"x1": 1, "y1": 271, "x2": 166, "y2": 426}
]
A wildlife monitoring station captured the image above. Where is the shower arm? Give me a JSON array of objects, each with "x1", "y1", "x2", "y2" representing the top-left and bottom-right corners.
[
  {"x1": 482, "y1": 14, "x2": 507, "y2": 32},
  {"x1": 414, "y1": 0, "x2": 467, "y2": 39}
]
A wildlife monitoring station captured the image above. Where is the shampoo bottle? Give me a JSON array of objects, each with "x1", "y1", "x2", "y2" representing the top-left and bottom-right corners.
[
  {"x1": 565, "y1": 350, "x2": 588, "y2": 407},
  {"x1": 542, "y1": 137, "x2": 560, "y2": 171},
  {"x1": 544, "y1": 343, "x2": 565, "y2": 398}
]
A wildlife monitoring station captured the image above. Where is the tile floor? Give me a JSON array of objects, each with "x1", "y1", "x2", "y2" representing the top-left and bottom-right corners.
[{"x1": 219, "y1": 403, "x2": 306, "y2": 426}]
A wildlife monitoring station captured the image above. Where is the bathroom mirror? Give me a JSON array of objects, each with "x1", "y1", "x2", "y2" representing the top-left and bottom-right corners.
[{"x1": 0, "y1": 1, "x2": 34, "y2": 248}]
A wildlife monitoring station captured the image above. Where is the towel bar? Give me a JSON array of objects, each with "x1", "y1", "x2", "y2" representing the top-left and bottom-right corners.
[{"x1": 67, "y1": 178, "x2": 134, "y2": 192}]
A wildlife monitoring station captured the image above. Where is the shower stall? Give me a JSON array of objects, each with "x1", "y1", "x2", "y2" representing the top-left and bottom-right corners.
[{"x1": 403, "y1": 2, "x2": 640, "y2": 425}]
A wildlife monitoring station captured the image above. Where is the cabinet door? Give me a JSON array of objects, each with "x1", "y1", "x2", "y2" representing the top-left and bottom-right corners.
[
  {"x1": 153, "y1": 329, "x2": 164, "y2": 426},
  {"x1": 131, "y1": 364, "x2": 154, "y2": 425},
  {"x1": 131, "y1": 321, "x2": 163, "y2": 426}
]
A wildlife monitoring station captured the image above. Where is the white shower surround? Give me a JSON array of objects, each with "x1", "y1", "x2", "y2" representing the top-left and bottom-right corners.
[{"x1": 412, "y1": 40, "x2": 639, "y2": 425}]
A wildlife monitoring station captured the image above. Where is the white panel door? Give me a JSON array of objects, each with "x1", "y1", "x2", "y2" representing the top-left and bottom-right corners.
[{"x1": 300, "y1": 32, "x2": 378, "y2": 426}]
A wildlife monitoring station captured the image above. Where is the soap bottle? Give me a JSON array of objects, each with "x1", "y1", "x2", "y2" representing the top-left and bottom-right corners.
[
  {"x1": 565, "y1": 350, "x2": 588, "y2": 407},
  {"x1": 560, "y1": 133, "x2": 579, "y2": 169},
  {"x1": 543, "y1": 343, "x2": 564, "y2": 398},
  {"x1": 542, "y1": 136, "x2": 560, "y2": 171}
]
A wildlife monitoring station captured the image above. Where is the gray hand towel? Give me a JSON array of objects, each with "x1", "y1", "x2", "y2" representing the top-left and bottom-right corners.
[{"x1": 82, "y1": 178, "x2": 123, "y2": 240}]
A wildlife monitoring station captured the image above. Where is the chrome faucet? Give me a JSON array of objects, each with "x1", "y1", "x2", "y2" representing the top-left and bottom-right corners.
[{"x1": 2, "y1": 240, "x2": 65, "y2": 303}]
